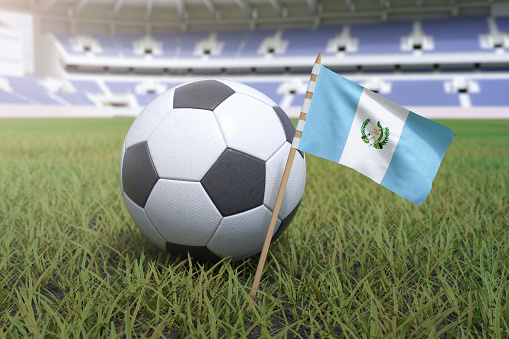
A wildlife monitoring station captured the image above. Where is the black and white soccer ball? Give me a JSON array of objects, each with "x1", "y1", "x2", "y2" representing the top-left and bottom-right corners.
[{"x1": 120, "y1": 79, "x2": 306, "y2": 261}]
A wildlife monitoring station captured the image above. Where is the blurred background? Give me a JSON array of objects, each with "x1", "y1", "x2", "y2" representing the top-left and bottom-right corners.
[{"x1": 0, "y1": 0, "x2": 508, "y2": 118}]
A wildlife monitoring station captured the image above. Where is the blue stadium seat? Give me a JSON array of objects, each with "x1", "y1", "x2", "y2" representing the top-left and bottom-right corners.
[
  {"x1": 179, "y1": 31, "x2": 210, "y2": 57},
  {"x1": 7, "y1": 77, "x2": 62, "y2": 105},
  {"x1": 350, "y1": 20, "x2": 413, "y2": 54},
  {"x1": 0, "y1": 90, "x2": 31, "y2": 104},
  {"x1": 496, "y1": 17, "x2": 509, "y2": 36},
  {"x1": 58, "y1": 92, "x2": 95, "y2": 105},
  {"x1": 152, "y1": 32, "x2": 179, "y2": 57},
  {"x1": 382, "y1": 80, "x2": 459, "y2": 106},
  {"x1": 106, "y1": 81, "x2": 136, "y2": 93},
  {"x1": 214, "y1": 31, "x2": 248, "y2": 57},
  {"x1": 136, "y1": 93, "x2": 160, "y2": 106},
  {"x1": 239, "y1": 30, "x2": 276, "y2": 56},
  {"x1": 54, "y1": 34, "x2": 84, "y2": 55},
  {"x1": 470, "y1": 79, "x2": 509, "y2": 106},
  {"x1": 71, "y1": 80, "x2": 102, "y2": 94},
  {"x1": 116, "y1": 34, "x2": 144, "y2": 57},
  {"x1": 282, "y1": 25, "x2": 342, "y2": 56},
  {"x1": 92, "y1": 34, "x2": 121, "y2": 56},
  {"x1": 56, "y1": 80, "x2": 103, "y2": 106},
  {"x1": 420, "y1": 16, "x2": 488, "y2": 52}
]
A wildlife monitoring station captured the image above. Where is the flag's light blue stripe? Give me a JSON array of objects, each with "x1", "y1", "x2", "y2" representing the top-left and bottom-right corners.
[
  {"x1": 380, "y1": 112, "x2": 455, "y2": 205},
  {"x1": 299, "y1": 67, "x2": 363, "y2": 163}
]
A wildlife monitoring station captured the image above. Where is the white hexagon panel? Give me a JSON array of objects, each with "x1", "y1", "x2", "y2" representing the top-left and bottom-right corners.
[
  {"x1": 122, "y1": 193, "x2": 167, "y2": 251},
  {"x1": 264, "y1": 142, "x2": 306, "y2": 220},
  {"x1": 125, "y1": 89, "x2": 175, "y2": 149},
  {"x1": 148, "y1": 108, "x2": 227, "y2": 181},
  {"x1": 207, "y1": 205, "x2": 281, "y2": 260},
  {"x1": 145, "y1": 180, "x2": 223, "y2": 246},
  {"x1": 214, "y1": 93, "x2": 287, "y2": 161}
]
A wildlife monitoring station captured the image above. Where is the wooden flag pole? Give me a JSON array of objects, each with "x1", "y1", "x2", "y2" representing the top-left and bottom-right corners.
[{"x1": 247, "y1": 53, "x2": 322, "y2": 311}]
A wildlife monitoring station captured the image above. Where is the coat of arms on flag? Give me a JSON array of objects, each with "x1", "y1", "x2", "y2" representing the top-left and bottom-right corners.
[{"x1": 361, "y1": 118, "x2": 389, "y2": 149}]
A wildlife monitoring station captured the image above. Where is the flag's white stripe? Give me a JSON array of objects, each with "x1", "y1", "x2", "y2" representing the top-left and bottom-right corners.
[
  {"x1": 306, "y1": 80, "x2": 316, "y2": 93},
  {"x1": 296, "y1": 119, "x2": 305, "y2": 132},
  {"x1": 291, "y1": 136, "x2": 300, "y2": 149},
  {"x1": 338, "y1": 89, "x2": 409, "y2": 184},
  {"x1": 301, "y1": 98, "x2": 311, "y2": 114},
  {"x1": 311, "y1": 63, "x2": 321, "y2": 75}
]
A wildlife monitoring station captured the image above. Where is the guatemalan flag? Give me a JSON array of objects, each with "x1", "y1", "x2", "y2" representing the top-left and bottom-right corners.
[{"x1": 293, "y1": 63, "x2": 455, "y2": 206}]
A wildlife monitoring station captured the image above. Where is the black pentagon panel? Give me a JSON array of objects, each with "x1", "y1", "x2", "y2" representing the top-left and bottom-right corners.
[
  {"x1": 273, "y1": 106, "x2": 296, "y2": 143},
  {"x1": 202, "y1": 148, "x2": 265, "y2": 217},
  {"x1": 166, "y1": 242, "x2": 222, "y2": 263},
  {"x1": 173, "y1": 80, "x2": 235, "y2": 111},
  {"x1": 122, "y1": 141, "x2": 159, "y2": 208},
  {"x1": 272, "y1": 199, "x2": 301, "y2": 242}
]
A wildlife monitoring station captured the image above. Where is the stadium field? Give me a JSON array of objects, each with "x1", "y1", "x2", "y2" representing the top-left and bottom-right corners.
[{"x1": 0, "y1": 118, "x2": 507, "y2": 338}]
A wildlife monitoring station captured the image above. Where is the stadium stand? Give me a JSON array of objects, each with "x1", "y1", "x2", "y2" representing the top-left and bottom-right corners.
[
  {"x1": 70, "y1": 80, "x2": 102, "y2": 94},
  {"x1": 1, "y1": 2, "x2": 508, "y2": 119},
  {"x1": 239, "y1": 29, "x2": 277, "y2": 57},
  {"x1": 57, "y1": 91, "x2": 94, "y2": 106},
  {"x1": 213, "y1": 31, "x2": 248, "y2": 57},
  {"x1": 54, "y1": 34, "x2": 84, "y2": 55},
  {"x1": 495, "y1": 16, "x2": 509, "y2": 35},
  {"x1": 52, "y1": 16, "x2": 506, "y2": 59},
  {"x1": 0, "y1": 89, "x2": 30, "y2": 104},
  {"x1": 7, "y1": 77, "x2": 62, "y2": 105},
  {"x1": 349, "y1": 20, "x2": 413, "y2": 54},
  {"x1": 2, "y1": 75, "x2": 507, "y2": 111},
  {"x1": 93, "y1": 35, "x2": 121, "y2": 56},
  {"x1": 283, "y1": 26, "x2": 341, "y2": 56},
  {"x1": 105, "y1": 81, "x2": 137, "y2": 93},
  {"x1": 179, "y1": 31, "x2": 210, "y2": 57},
  {"x1": 151, "y1": 32, "x2": 179, "y2": 58},
  {"x1": 470, "y1": 79, "x2": 509, "y2": 106},
  {"x1": 420, "y1": 16, "x2": 490, "y2": 52},
  {"x1": 383, "y1": 80, "x2": 460, "y2": 107}
]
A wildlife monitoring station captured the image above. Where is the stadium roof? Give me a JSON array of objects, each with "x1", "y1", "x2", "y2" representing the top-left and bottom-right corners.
[{"x1": 1, "y1": 0, "x2": 506, "y2": 29}]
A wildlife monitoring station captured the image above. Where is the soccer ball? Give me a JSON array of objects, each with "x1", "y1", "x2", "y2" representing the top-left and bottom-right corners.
[{"x1": 120, "y1": 79, "x2": 306, "y2": 261}]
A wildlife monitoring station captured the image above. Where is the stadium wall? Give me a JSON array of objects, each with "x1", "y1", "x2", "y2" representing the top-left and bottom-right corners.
[
  {"x1": 1, "y1": 104, "x2": 508, "y2": 120},
  {"x1": 0, "y1": 104, "x2": 138, "y2": 118}
]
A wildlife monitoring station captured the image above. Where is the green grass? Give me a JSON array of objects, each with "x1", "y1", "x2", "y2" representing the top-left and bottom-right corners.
[{"x1": 0, "y1": 118, "x2": 508, "y2": 338}]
